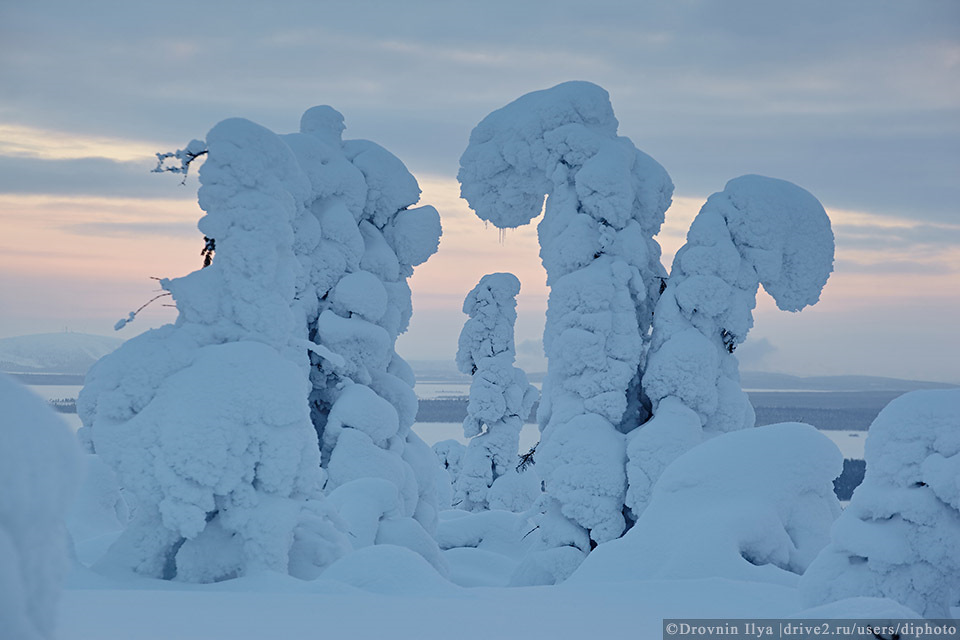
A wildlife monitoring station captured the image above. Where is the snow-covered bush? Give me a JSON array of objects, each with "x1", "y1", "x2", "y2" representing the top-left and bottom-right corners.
[
  {"x1": 1, "y1": 374, "x2": 80, "y2": 640},
  {"x1": 459, "y1": 81, "x2": 672, "y2": 548},
  {"x1": 454, "y1": 273, "x2": 538, "y2": 511},
  {"x1": 628, "y1": 175, "x2": 834, "y2": 516},
  {"x1": 800, "y1": 389, "x2": 960, "y2": 618},
  {"x1": 572, "y1": 423, "x2": 842, "y2": 586},
  {"x1": 79, "y1": 106, "x2": 442, "y2": 581}
]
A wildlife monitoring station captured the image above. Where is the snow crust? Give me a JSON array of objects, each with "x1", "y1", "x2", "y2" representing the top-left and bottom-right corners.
[
  {"x1": 0, "y1": 374, "x2": 80, "y2": 640},
  {"x1": 800, "y1": 389, "x2": 960, "y2": 617},
  {"x1": 78, "y1": 106, "x2": 442, "y2": 581}
]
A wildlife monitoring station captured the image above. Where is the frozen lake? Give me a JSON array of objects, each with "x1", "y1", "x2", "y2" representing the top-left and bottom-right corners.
[
  {"x1": 26, "y1": 384, "x2": 867, "y2": 459},
  {"x1": 412, "y1": 422, "x2": 866, "y2": 461}
]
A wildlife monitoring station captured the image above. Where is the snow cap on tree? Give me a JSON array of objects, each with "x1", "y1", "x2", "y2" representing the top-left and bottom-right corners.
[
  {"x1": 800, "y1": 389, "x2": 960, "y2": 618},
  {"x1": 456, "y1": 272, "x2": 522, "y2": 375}
]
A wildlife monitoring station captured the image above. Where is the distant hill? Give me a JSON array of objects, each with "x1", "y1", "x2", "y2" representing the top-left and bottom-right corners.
[
  {"x1": 0, "y1": 332, "x2": 122, "y2": 375},
  {"x1": 740, "y1": 371, "x2": 957, "y2": 392}
]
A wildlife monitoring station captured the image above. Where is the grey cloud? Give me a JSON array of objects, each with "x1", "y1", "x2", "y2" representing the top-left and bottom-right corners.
[
  {"x1": 0, "y1": 156, "x2": 196, "y2": 199},
  {"x1": 834, "y1": 259, "x2": 957, "y2": 275},
  {"x1": 835, "y1": 222, "x2": 960, "y2": 250},
  {"x1": 736, "y1": 337, "x2": 778, "y2": 369},
  {"x1": 0, "y1": 1, "x2": 956, "y2": 224}
]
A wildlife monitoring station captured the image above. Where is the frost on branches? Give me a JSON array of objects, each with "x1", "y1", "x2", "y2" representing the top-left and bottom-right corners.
[
  {"x1": 454, "y1": 273, "x2": 538, "y2": 512},
  {"x1": 459, "y1": 81, "x2": 672, "y2": 551},
  {"x1": 800, "y1": 389, "x2": 960, "y2": 618},
  {"x1": 629, "y1": 175, "x2": 835, "y2": 516},
  {"x1": 78, "y1": 106, "x2": 443, "y2": 581},
  {"x1": 0, "y1": 374, "x2": 80, "y2": 640}
]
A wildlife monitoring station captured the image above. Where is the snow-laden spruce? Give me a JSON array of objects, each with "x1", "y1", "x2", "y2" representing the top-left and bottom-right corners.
[
  {"x1": 628, "y1": 175, "x2": 834, "y2": 516},
  {"x1": 453, "y1": 273, "x2": 538, "y2": 511},
  {"x1": 288, "y1": 107, "x2": 446, "y2": 575},
  {"x1": 0, "y1": 374, "x2": 80, "y2": 640},
  {"x1": 459, "y1": 81, "x2": 672, "y2": 552},
  {"x1": 78, "y1": 106, "x2": 443, "y2": 581},
  {"x1": 573, "y1": 423, "x2": 842, "y2": 586},
  {"x1": 800, "y1": 389, "x2": 960, "y2": 618}
]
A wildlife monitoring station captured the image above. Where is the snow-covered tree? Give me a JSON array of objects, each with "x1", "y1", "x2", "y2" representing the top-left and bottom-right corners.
[
  {"x1": 459, "y1": 81, "x2": 672, "y2": 550},
  {"x1": 627, "y1": 175, "x2": 835, "y2": 516},
  {"x1": 1, "y1": 374, "x2": 80, "y2": 640},
  {"x1": 800, "y1": 389, "x2": 960, "y2": 618},
  {"x1": 285, "y1": 108, "x2": 446, "y2": 574},
  {"x1": 454, "y1": 273, "x2": 538, "y2": 511},
  {"x1": 78, "y1": 106, "x2": 444, "y2": 581}
]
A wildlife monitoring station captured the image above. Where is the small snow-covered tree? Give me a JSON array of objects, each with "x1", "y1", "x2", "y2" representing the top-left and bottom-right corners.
[
  {"x1": 800, "y1": 389, "x2": 960, "y2": 618},
  {"x1": 627, "y1": 175, "x2": 835, "y2": 516},
  {"x1": 1, "y1": 374, "x2": 80, "y2": 640},
  {"x1": 459, "y1": 81, "x2": 672, "y2": 550},
  {"x1": 454, "y1": 273, "x2": 538, "y2": 511}
]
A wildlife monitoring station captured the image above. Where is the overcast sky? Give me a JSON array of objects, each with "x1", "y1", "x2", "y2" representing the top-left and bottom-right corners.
[{"x1": 1, "y1": 0, "x2": 957, "y2": 382}]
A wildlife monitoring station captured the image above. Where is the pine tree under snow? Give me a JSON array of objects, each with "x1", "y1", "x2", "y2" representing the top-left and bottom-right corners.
[
  {"x1": 627, "y1": 175, "x2": 835, "y2": 517},
  {"x1": 77, "y1": 106, "x2": 444, "y2": 581},
  {"x1": 459, "y1": 81, "x2": 836, "y2": 580},
  {"x1": 454, "y1": 273, "x2": 538, "y2": 512},
  {"x1": 459, "y1": 81, "x2": 673, "y2": 557}
]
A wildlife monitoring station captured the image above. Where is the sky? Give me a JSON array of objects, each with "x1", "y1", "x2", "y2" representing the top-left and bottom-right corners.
[{"x1": 0, "y1": 0, "x2": 957, "y2": 382}]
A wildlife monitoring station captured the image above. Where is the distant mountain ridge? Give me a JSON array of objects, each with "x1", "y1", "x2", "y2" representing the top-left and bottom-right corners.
[
  {"x1": 407, "y1": 360, "x2": 956, "y2": 392},
  {"x1": 0, "y1": 332, "x2": 122, "y2": 375},
  {"x1": 739, "y1": 371, "x2": 957, "y2": 392}
]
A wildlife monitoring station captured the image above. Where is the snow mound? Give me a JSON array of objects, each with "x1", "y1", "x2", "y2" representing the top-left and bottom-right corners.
[
  {"x1": 0, "y1": 374, "x2": 81, "y2": 640},
  {"x1": 720, "y1": 175, "x2": 835, "y2": 312},
  {"x1": 320, "y1": 544, "x2": 454, "y2": 596},
  {"x1": 800, "y1": 389, "x2": 960, "y2": 618},
  {"x1": 572, "y1": 423, "x2": 842, "y2": 586}
]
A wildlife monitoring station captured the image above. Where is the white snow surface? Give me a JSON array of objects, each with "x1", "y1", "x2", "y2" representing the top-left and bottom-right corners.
[
  {"x1": 0, "y1": 374, "x2": 80, "y2": 640},
  {"x1": 574, "y1": 423, "x2": 842, "y2": 585},
  {"x1": 801, "y1": 389, "x2": 960, "y2": 617}
]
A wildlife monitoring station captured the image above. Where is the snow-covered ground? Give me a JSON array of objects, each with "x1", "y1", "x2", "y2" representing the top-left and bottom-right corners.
[{"x1": 58, "y1": 571, "x2": 808, "y2": 640}]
